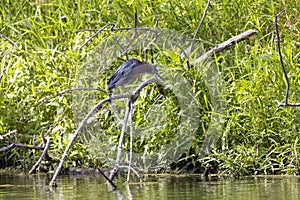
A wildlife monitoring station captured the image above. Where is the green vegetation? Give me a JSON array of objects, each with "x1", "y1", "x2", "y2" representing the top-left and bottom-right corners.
[{"x1": 0, "y1": 0, "x2": 299, "y2": 176}]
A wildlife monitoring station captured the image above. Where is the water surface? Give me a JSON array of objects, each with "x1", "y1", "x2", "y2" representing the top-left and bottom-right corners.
[{"x1": 0, "y1": 173, "x2": 299, "y2": 200}]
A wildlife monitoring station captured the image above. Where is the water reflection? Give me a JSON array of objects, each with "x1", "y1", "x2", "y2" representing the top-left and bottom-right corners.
[{"x1": 0, "y1": 173, "x2": 299, "y2": 200}]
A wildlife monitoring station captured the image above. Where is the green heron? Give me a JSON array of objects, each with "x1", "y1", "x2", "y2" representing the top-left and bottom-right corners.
[{"x1": 108, "y1": 58, "x2": 164, "y2": 91}]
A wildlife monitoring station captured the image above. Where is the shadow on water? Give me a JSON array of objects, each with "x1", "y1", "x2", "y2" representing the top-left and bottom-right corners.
[{"x1": 0, "y1": 173, "x2": 300, "y2": 200}]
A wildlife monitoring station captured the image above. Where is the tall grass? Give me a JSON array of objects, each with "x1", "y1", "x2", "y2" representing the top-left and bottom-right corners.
[{"x1": 0, "y1": 0, "x2": 299, "y2": 175}]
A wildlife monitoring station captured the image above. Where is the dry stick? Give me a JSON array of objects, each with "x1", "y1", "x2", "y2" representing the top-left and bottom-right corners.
[
  {"x1": 28, "y1": 137, "x2": 51, "y2": 174},
  {"x1": 190, "y1": 0, "x2": 211, "y2": 53},
  {"x1": 195, "y1": 29, "x2": 258, "y2": 63},
  {"x1": 274, "y1": 9, "x2": 300, "y2": 107},
  {"x1": 275, "y1": 9, "x2": 289, "y2": 105},
  {"x1": 78, "y1": 22, "x2": 157, "y2": 51},
  {"x1": 150, "y1": 18, "x2": 160, "y2": 63},
  {"x1": 123, "y1": 11, "x2": 138, "y2": 59},
  {"x1": 39, "y1": 88, "x2": 103, "y2": 104},
  {"x1": 77, "y1": 27, "x2": 156, "y2": 34},
  {"x1": 109, "y1": 78, "x2": 160, "y2": 182},
  {"x1": 127, "y1": 102, "x2": 134, "y2": 182},
  {"x1": 79, "y1": 23, "x2": 115, "y2": 50},
  {"x1": 143, "y1": 94, "x2": 164, "y2": 121},
  {"x1": 0, "y1": 143, "x2": 44, "y2": 152},
  {"x1": 120, "y1": 165, "x2": 141, "y2": 181},
  {"x1": 126, "y1": 184, "x2": 133, "y2": 200},
  {"x1": 109, "y1": 98, "x2": 132, "y2": 182},
  {"x1": 48, "y1": 78, "x2": 159, "y2": 187},
  {"x1": 49, "y1": 94, "x2": 129, "y2": 187},
  {"x1": 38, "y1": 88, "x2": 103, "y2": 113},
  {"x1": 0, "y1": 130, "x2": 17, "y2": 140}
]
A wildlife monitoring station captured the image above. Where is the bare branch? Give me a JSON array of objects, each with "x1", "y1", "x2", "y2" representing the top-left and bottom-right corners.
[
  {"x1": 124, "y1": 11, "x2": 139, "y2": 59},
  {"x1": 49, "y1": 78, "x2": 160, "y2": 187},
  {"x1": 38, "y1": 87, "x2": 104, "y2": 107},
  {"x1": 127, "y1": 100, "x2": 134, "y2": 182},
  {"x1": 190, "y1": 0, "x2": 211, "y2": 52},
  {"x1": 274, "y1": 9, "x2": 290, "y2": 106},
  {"x1": 79, "y1": 23, "x2": 115, "y2": 50},
  {"x1": 195, "y1": 29, "x2": 258, "y2": 63},
  {"x1": 0, "y1": 144, "x2": 15, "y2": 152},
  {"x1": 279, "y1": 103, "x2": 300, "y2": 107},
  {"x1": 77, "y1": 27, "x2": 157, "y2": 34},
  {"x1": 0, "y1": 143, "x2": 44, "y2": 152},
  {"x1": 109, "y1": 98, "x2": 132, "y2": 182},
  {"x1": 274, "y1": 9, "x2": 299, "y2": 107},
  {"x1": 29, "y1": 137, "x2": 51, "y2": 174},
  {"x1": 78, "y1": 22, "x2": 157, "y2": 51},
  {"x1": 0, "y1": 130, "x2": 17, "y2": 140},
  {"x1": 120, "y1": 165, "x2": 141, "y2": 181}
]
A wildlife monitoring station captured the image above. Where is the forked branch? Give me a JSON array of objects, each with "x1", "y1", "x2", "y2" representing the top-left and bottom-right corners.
[{"x1": 49, "y1": 78, "x2": 161, "y2": 187}]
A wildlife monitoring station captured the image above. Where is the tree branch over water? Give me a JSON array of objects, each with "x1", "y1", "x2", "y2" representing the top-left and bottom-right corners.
[{"x1": 49, "y1": 78, "x2": 161, "y2": 187}]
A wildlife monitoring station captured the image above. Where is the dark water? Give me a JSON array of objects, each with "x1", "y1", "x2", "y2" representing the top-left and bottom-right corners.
[{"x1": 0, "y1": 173, "x2": 300, "y2": 200}]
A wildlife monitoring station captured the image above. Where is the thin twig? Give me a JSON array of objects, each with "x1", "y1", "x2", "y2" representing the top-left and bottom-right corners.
[
  {"x1": 143, "y1": 94, "x2": 164, "y2": 121},
  {"x1": 274, "y1": 9, "x2": 289, "y2": 105},
  {"x1": 127, "y1": 102, "x2": 134, "y2": 182},
  {"x1": 0, "y1": 130, "x2": 17, "y2": 140},
  {"x1": 274, "y1": 9, "x2": 300, "y2": 107},
  {"x1": 112, "y1": 35, "x2": 126, "y2": 53},
  {"x1": 119, "y1": 165, "x2": 141, "y2": 181},
  {"x1": 190, "y1": 0, "x2": 211, "y2": 53},
  {"x1": 124, "y1": 11, "x2": 138, "y2": 58},
  {"x1": 77, "y1": 27, "x2": 157, "y2": 33},
  {"x1": 39, "y1": 88, "x2": 103, "y2": 106},
  {"x1": 79, "y1": 23, "x2": 115, "y2": 50},
  {"x1": 172, "y1": 41, "x2": 190, "y2": 70},
  {"x1": 28, "y1": 137, "x2": 51, "y2": 174},
  {"x1": 0, "y1": 143, "x2": 44, "y2": 152}
]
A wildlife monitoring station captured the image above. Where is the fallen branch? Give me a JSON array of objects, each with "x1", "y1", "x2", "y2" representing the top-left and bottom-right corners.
[
  {"x1": 195, "y1": 29, "x2": 258, "y2": 63},
  {"x1": 274, "y1": 9, "x2": 300, "y2": 107}
]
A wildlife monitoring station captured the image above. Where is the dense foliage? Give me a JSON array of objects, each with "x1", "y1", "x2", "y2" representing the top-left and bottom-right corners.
[{"x1": 0, "y1": 0, "x2": 299, "y2": 175}]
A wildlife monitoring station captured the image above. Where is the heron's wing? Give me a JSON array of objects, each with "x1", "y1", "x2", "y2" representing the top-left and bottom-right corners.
[{"x1": 108, "y1": 59, "x2": 142, "y2": 90}]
